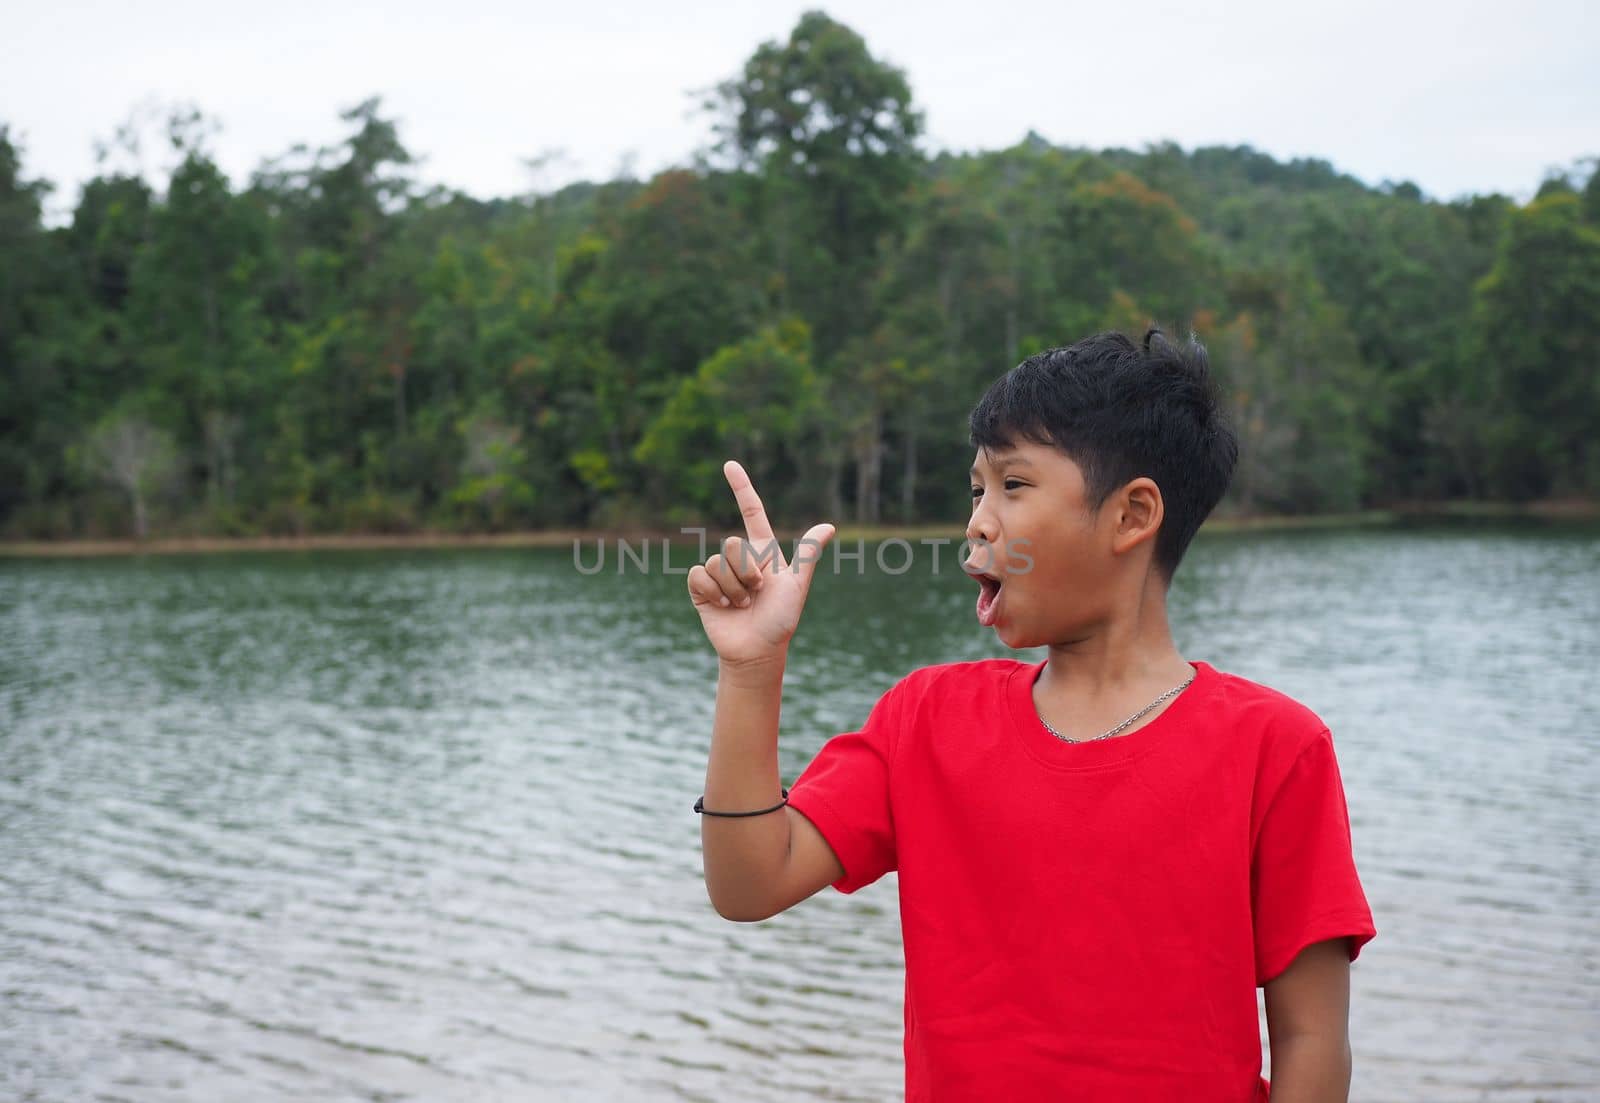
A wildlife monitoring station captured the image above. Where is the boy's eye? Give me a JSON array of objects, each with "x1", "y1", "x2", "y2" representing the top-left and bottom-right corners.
[{"x1": 970, "y1": 480, "x2": 1025, "y2": 499}]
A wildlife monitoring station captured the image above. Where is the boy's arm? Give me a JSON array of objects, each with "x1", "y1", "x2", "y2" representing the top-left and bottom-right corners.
[
  {"x1": 1251, "y1": 725, "x2": 1376, "y2": 1099},
  {"x1": 700, "y1": 654, "x2": 845, "y2": 922},
  {"x1": 688, "y1": 460, "x2": 842, "y2": 922},
  {"x1": 1263, "y1": 937, "x2": 1354, "y2": 1103}
]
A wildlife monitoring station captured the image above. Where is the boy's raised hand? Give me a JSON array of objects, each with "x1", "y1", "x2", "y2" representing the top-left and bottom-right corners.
[{"x1": 688, "y1": 460, "x2": 835, "y2": 667}]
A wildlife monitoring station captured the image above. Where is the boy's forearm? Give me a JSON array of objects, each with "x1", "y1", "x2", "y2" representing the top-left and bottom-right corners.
[
  {"x1": 1267, "y1": 1034, "x2": 1352, "y2": 1103},
  {"x1": 700, "y1": 653, "x2": 792, "y2": 921}
]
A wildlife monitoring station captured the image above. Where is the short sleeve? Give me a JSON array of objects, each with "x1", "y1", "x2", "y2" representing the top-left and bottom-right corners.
[
  {"x1": 784, "y1": 678, "x2": 904, "y2": 895},
  {"x1": 1251, "y1": 728, "x2": 1377, "y2": 986}
]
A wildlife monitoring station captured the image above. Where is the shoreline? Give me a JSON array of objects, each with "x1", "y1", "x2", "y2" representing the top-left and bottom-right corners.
[{"x1": 1, "y1": 500, "x2": 1594, "y2": 559}]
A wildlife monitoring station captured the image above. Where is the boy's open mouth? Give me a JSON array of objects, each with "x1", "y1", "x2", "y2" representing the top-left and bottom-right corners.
[{"x1": 974, "y1": 573, "x2": 1003, "y2": 627}]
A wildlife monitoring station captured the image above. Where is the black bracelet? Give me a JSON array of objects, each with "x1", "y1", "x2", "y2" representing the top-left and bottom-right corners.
[{"x1": 694, "y1": 788, "x2": 790, "y2": 817}]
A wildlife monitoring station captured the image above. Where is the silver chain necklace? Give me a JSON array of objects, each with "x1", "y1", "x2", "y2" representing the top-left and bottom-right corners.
[{"x1": 1039, "y1": 670, "x2": 1196, "y2": 743}]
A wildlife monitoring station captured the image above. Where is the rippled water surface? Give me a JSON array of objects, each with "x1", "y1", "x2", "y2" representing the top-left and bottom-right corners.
[{"x1": 2, "y1": 521, "x2": 1598, "y2": 1101}]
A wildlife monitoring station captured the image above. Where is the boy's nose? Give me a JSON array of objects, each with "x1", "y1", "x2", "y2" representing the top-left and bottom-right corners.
[{"x1": 965, "y1": 514, "x2": 999, "y2": 558}]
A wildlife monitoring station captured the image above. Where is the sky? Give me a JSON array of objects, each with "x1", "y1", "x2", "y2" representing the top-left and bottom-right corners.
[{"x1": 4, "y1": 0, "x2": 1596, "y2": 227}]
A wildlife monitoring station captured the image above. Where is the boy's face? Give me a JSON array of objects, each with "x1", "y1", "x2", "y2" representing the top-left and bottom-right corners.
[{"x1": 964, "y1": 440, "x2": 1130, "y2": 648}]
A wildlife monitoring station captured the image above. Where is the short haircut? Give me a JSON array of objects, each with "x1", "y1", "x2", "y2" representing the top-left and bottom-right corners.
[{"x1": 968, "y1": 327, "x2": 1238, "y2": 583}]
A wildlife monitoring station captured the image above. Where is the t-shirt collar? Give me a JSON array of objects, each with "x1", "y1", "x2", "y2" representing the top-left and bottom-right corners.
[{"x1": 1006, "y1": 658, "x2": 1218, "y2": 771}]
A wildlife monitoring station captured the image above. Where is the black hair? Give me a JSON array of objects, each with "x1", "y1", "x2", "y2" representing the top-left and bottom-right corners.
[{"x1": 967, "y1": 326, "x2": 1238, "y2": 583}]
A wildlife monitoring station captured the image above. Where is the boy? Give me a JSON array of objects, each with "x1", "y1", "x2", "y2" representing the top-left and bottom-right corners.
[{"x1": 687, "y1": 328, "x2": 1377, "y2": 1102}]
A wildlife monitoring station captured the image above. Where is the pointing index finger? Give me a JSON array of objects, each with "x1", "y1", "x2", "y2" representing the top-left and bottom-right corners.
[{"x1": 723, "y1": 460, "x2": 781, "y2": 563}]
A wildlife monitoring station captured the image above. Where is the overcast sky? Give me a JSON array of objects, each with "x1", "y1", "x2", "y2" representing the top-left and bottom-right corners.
[{"x1": 4, "y1": 0, "x2": 1596, "y2": 227}]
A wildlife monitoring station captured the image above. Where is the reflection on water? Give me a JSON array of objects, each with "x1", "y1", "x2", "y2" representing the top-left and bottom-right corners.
[{"x1": 1, "y1": 522, "x2": 1597, "y2": 1101}]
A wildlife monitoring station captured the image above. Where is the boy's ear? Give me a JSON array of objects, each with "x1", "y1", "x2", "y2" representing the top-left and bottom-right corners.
[{"x1": 1110, "y1": 477, "x2": 1163, "y2": 555}]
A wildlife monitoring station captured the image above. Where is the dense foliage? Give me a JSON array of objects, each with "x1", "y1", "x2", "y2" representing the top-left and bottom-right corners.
[{"x1": 2, "y1": 11, "x2": 1596, "y2": 539}]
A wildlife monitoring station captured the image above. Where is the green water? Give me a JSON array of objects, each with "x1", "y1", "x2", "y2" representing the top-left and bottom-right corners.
[{"x1": 2, "y1": 521, "x2": 1597, "y2": 1100}]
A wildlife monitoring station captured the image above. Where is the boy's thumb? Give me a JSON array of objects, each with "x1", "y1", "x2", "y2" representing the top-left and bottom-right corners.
[{"x1": 792, "y1": 523, "x2": 836, "y2": 588}]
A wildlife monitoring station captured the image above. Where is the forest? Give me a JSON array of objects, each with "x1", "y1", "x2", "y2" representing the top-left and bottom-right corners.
[{"x1": 2, "y1": 10, "x2": 1597, "y2": 540}]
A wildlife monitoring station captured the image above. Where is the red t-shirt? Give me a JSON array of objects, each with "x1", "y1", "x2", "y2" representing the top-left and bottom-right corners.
[{"x1": 785, "y1": 657, "x2": 1377, "y2": 1102}]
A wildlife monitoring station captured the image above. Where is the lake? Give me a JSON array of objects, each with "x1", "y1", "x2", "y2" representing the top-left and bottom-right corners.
[{"x1": 2, "y1": 521, "x2": 1597, "y2": 1101}]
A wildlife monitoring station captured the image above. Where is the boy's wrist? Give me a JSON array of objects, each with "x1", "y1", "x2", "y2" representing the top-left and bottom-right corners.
[{"x1": 718, "y1": 651, "x2": 788, "y2": 687}]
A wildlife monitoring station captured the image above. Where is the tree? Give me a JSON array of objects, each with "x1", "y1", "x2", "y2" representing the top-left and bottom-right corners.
[
  {"x1": 1204, "y1": 264, "x2": 1372, "y2": 513},
  {"x1": 1057, "y1": 169, "x2": 1221, "y2": 332},
  {"x1": 699, "y1": 9, "x2": 923, "y2": 362},
  {"x1": 956, "y1": 141, "x2": 1091, "y2": 364},
  {"x1": 867, "y1": 171, "x2": 1009, "y2": 520},
  {"x1": 1291, "y1": 191, "x2": 1504, "y2": 498},
  {"x1": 1582, "y1": 158, "x2": 1600, "y2": 226},
  {"x1": 129, "y1": 108, "x2": 272, "y2": 516},
  {"x1": 248, "y1": 98, "x2": 423, "y2": 522},
  {"x1": 3, "y1": 53, "x2": 1594, "y2": 541},
  {"x1": 0, "y1": 126, "x2": 55, "y2": 522},
  {"x1": 1466, "y1": 191, "x2": 1600, "y2": 497},
  {"x1": 448, "y1": 405, "x2": 534, "y2": 530},
  {"x1": 80, "y1": 410, "x2": 178, "y2": 537},
  {"x1": 634, "y1": 319, "x2": 826, "y2": 523}
]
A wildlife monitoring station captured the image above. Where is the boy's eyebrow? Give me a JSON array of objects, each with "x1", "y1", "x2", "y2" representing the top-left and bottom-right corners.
[{"x1": 969, "y1": 457, "x2": 1035, "y2": 478}]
